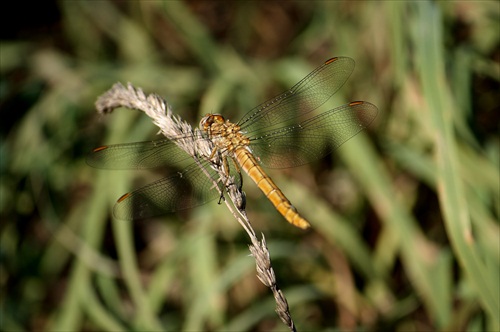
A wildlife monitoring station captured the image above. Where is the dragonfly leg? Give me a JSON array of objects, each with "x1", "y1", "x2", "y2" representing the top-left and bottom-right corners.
[
  {"x1": 209, "y1": 147, "x2": 219, "y2": 162},
  {"x1": 230, "y1": 156, "x2": 243, "y2": 191},
  {"x1": 216, "y1": 155, "x2": 244, "y2": 205},
  {"x1": 216, "y1": 156, "x2": 231, "y2": 204},
  {"x1": 219, "y1": 156, "x2": 245, "y2": 210}
]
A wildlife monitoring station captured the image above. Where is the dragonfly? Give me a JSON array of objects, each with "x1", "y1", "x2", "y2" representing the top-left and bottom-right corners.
[{"x1": 87, "y1": 57, "x2": 378, "y2": 229}]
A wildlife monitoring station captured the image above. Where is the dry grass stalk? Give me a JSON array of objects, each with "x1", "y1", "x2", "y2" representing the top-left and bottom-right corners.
[{"x1": 96, "y1": 82, "x2": 297, "y2": 331}]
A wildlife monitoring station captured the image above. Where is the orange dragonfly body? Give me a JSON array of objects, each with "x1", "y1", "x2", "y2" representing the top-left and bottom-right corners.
[{"x1": 88, "y1": 57, "x2": 378, "y2": 229}]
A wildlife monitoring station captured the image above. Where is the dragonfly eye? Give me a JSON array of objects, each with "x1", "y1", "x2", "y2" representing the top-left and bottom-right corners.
[
  {"x1": 199, "y1": 115, "x2": 212, "y2": 131},
  {"x1": 211, "y1": 114, "x2": 225, "y2": 123},
  {"x1": 199, "y1": 114, "x2": 226, "y2": 131}
]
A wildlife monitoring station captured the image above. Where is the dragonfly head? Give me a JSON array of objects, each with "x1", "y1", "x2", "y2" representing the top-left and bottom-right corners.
[{"x1": 199, "y1": 114, "x2": 226, "y2": 132}]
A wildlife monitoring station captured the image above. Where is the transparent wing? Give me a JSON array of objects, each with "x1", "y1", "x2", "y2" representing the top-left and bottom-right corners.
[
  {"x1": 86, "y1": 139, "x2": 193, "y2": 169},
  {"x1": 249, "y1": 101, "x2": 378, "y2": 168},
  {"x1": 112, "y1": 159, "x2": 243, "y2": 220},
  {"x1": 238, "y1": 57, "x2": 355, "y2": 134}
]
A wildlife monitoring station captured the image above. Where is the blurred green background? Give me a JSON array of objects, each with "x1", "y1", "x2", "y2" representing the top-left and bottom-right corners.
[{"x1": 1, "y1": 1, "x2": 499, "y2": 331}]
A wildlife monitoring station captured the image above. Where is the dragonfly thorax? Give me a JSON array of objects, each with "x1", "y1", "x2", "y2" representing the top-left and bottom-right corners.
[{"x1": 199, "y1": 114, "x2": 250, "y2": 153}]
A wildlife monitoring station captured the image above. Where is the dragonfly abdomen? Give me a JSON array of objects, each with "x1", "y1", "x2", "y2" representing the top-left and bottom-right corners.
[{"x1": 235, "y1": 148, "x2": 310, "y2": 229}]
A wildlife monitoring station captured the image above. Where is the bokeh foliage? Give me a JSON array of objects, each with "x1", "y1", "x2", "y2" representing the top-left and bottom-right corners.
[{"x1": 1, "y1": 1, "x2": 498, "y2": 331}]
